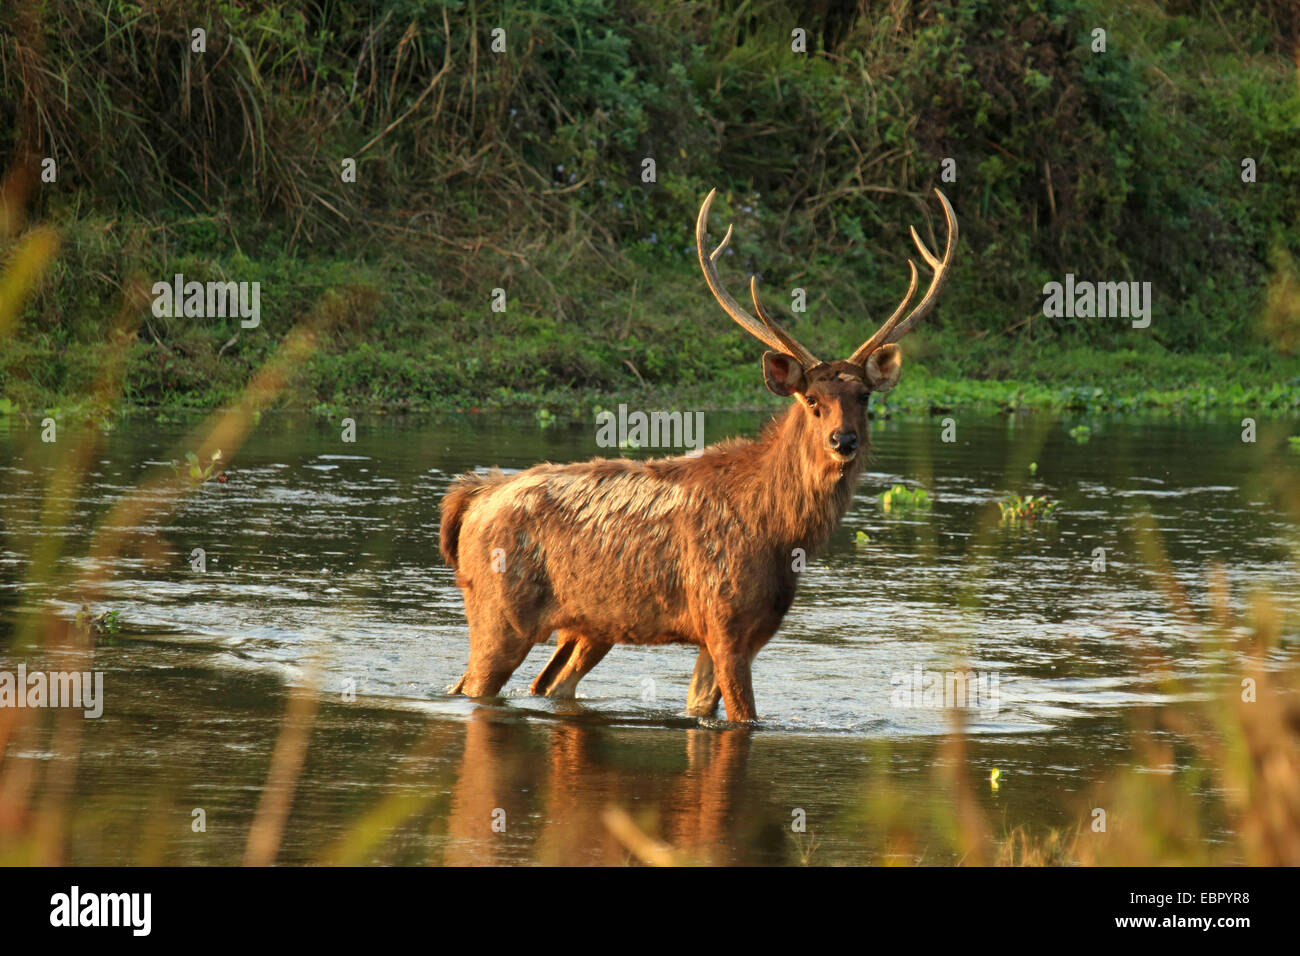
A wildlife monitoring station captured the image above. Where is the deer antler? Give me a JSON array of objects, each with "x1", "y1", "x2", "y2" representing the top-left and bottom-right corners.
[
  {"x1": 696, "y1": 189, "x2": 820, "y2": 369},
  {"x1": 849, "y1": 188, "x2": 958, "y2": 367}
]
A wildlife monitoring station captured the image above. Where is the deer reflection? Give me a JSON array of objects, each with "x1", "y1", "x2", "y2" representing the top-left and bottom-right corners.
[{"x1": 443, "y1": 708, "x2": 754, "y2": 865}]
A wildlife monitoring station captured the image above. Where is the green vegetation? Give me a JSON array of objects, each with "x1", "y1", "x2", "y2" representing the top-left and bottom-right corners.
[
  {"x1": 997, "y1": 492, "x2": 1060, "y2": 524},
  {"x1": 2, "y1": 0, "x2": 1299, "y2": 415},
  {"x1": 878, "y1": 484, "x2": 932, "y2": 512},
  {"x1": 172, "y1": 449, "x2": 224, "y2": 483},
  {"x1": 76, "y1": 605, "x2": 121, "y2": 636}
]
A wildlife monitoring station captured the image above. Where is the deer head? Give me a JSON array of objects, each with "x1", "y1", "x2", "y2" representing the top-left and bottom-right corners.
[{"x1": 696, "y1": 188, "x2": 958, "y2": 464}]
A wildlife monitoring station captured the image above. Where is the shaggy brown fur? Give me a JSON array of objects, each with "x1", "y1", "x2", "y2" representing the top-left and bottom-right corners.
[{"x1": 439, "y1": 353, "x2": 902, "y2": 721}]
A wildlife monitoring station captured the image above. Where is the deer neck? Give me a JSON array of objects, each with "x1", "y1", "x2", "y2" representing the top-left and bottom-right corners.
[{"x1": 751, "y1": 404, "x2": 862, "y2": 553}]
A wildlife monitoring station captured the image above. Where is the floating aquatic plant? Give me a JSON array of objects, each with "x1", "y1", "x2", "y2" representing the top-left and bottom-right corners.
[
  {"x1": 997, "y1": 493, "x2": 1059, "y2": 525},
  {"x1": 878, "y1": 484, "x2": 931, "y2": 513}
]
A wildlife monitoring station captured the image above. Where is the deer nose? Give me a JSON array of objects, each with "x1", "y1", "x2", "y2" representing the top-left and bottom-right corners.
[{"x1": 829, "y1": 430, "x2": 858, "y2": 454}]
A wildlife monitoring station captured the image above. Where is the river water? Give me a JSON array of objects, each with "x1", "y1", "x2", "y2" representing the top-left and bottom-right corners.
[{"x1": 1, "y1": 409, "x2": 1297, "y2": 863}]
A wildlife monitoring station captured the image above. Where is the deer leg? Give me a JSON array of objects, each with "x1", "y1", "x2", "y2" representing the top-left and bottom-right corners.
[
  {"x1": 705, "y1": 638, "x2": 758, "y2": 723},
  {"x1": 453, "y1": 612, "x2": 536, "y2": 698},
  {"x1": 530, "y1": 633, "x2": 577, "y2": 695},
  {"x1": 530, "y1": 630, "x2": 612, "y2": 698},
  {"x1": 686, "y1": 647, "x2": 721, "y2": 717}
]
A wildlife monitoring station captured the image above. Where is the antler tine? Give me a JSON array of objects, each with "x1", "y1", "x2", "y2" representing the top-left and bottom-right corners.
[
  {"x1": 909, "y1": 226, "x2": 941, "y2": 269},
  {"x1": 710, "y1": 222, "x2": 734, "y2": 261},
  {"x1": 749, "y1": 276, "x2": 819, "y2": 369},
  {"x1": 850, "y1": 259, "x2": 919, "y2": 361},
  {"x1": 696, "y1": 189, "x2": 820, "y2": 368},
  {"x1": 849, "y1": 188, "x2": 959, "y2": 367}
]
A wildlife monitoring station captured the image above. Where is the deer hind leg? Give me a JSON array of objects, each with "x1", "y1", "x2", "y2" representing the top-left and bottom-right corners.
[
  {"x1": 452, "y1": 605, "x2": 539, "y2": 698},
  {"x1": 686, "y1": 647, "x2": 721, "y2": 717},
  {"x1": 531, "y1": 630, "x2": 612, "y2": 698}
]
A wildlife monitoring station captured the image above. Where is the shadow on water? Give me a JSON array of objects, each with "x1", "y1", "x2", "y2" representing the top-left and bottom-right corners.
[{"x1": 53, "y1": 636, "x2": 1148, "y2": 865}]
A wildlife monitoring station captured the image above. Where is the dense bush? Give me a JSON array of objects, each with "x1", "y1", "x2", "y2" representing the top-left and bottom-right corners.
[{"x1": 1, "y1": 0, "x2": 1298, "y2": 407}]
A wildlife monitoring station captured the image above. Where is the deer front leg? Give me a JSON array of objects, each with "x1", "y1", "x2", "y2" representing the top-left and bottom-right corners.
[
  {"x1": 530, "y1": 630, "x2": 612, "y2": 698},
  {"x1": 686, "y1": 647, "x2": 721, "y2": 717},
  {"x1": 705, "y1": 635, "x2": 758, "y2": 723}
]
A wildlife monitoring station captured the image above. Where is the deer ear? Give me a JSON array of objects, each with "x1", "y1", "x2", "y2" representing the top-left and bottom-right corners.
[
  {"x1": 762, "y1": 351, "x2": 806, "y2": 396},
  {"x1": 864, "y1": 344, "x2": 902, "y2": 392}
]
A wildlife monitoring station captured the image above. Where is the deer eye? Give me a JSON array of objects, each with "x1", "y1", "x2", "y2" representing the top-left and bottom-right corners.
[
  {"x1": 858, "y1": 392, "x2": 870, "y2": 405},
  {"x1": 805, "y1": 396, "x2": 819, "y2": 410}
]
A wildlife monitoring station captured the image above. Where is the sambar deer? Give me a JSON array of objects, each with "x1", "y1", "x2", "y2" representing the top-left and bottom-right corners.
[{"x1": 440, "y1": 188, "x2": 958, "y2": 721}]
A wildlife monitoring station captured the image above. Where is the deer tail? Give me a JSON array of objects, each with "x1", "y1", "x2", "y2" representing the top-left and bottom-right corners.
[{"x1": 439, "y1": 472, "x2": 497, "y2": 570}]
